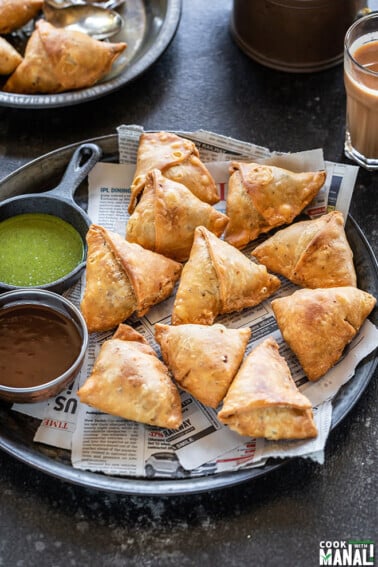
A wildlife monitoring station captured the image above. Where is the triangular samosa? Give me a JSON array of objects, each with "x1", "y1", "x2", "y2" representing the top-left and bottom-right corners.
[
  {"x1": 218, "y1": 337, "x2": 318, "y2": 440},
  {"x1": 126, "y1": 169, "x2": 229, "y2": 261},
  {"x1": 129, "y1": 131, "x2": 219, "y2": 213},
  {"x1": 252, "y1": 211, "x2": 357, "y2": 288},
  {"x1": 4, "y1": 20, "x2": 127, "y2": 94},
  {"x1": 77, "y1": 324, "x2": 182, "y2": 428},
  {"x1": 272, "y1": 287, "x2": 376, "y2": 381},
  {"x1": 81, "y1": 225, "x2": 182, "y2": 333},
  {"x1": 0, "y1": 37, "x2": 23, "y2": 75},
  {"x1": 171, "y1": 226, "x2": 280, "y2": 325},
  {"x1": 0, "y1": 0, "x2": 43, "y2": 34},
  {"x1": 224, "y1": 161, "x2": 326, "y2": 248},
  {"x1": 155, "y1": 323, "x2": 251, "y2": 408}
]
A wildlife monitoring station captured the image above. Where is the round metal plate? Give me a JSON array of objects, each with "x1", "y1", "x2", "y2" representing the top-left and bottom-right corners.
[
  {"x1": 0, "y1": 134, "x2": 377, "y2": 495},
  {"x1": 0, "y1": 0, "x2": 182, "y2": 109}
]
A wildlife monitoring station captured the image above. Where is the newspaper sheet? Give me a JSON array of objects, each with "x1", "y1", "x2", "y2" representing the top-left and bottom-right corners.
[{"x1": 12, "y1": 125, "x2": 378, "y2": 480}]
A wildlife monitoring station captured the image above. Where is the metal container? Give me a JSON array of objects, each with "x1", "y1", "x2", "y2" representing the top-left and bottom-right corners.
[
  {"x1": 231, "y1": 0, "x2": 367, "y2": 72},
  {"x1": 0, "y1": 289, "x2": 88, "y2": 403}
]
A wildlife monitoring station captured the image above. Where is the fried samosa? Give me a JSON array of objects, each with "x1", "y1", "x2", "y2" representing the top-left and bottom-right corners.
[
  {"x1": 0, "y1": 0, "x2": 43, "y2": 34},
  {"x1": 3, "y1": 20, "x2": 127, "y2": 94},
  {"x1": 77, "y1": 324, "x2": 182, "y2": 428},
  {"x1": 252, "y1": 211, "x2": 357, "y2": 288},
  {"x1": 155, "y1": 323, "x2": 251, "y2": 408},
  {"x1": 272, "y1": 287, "x2": 376, "y2": 381},
  {"x1": 81, "y1": 225, "x2": 182, "y2": 333},
  {"x1": 128, "y1": 131, "x2": 219, "y2": 213},
  {"x1": 126, "y1": 169, "x2": 229, "y2": 262},
  {"x1": 0, "y1": 37, "x2": 23, "y2": 75},
  {"x1": 218, "y1": 337, "x2": 318, "y2": 440},
  {"x1": 171, "y1": 226, "x2": 280, "y2": 325},
  {"x1": 224, "y1": 161, "x2": 326, "y2": 248}
]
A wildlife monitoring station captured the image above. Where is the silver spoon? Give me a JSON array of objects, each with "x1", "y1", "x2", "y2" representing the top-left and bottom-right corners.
[
  {"x1": 43, "y1": 2, "x2": 124, "y2": 40},
  {"x1": 45, "y1": 0, "x2": 125, "y2": 10}
]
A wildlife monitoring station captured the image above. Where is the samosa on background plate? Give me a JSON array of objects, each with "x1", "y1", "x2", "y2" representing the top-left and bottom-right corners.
[
  {"x1": 155, "y1": 323, "x2": 251, "y2": 408},
  {"x1": 0, "y1": 0, "x2": 43, "y2": 34},
  {"x1": 171, "y1": 226, "x2": 280, "y2": 326},
  {"x1": 252, "y1": 211, "x2": 357, "y2": 288},
  {"x1": 0, "y1": 37, "x2": 23, "y2": 75},
  {"x1": 3, "y1": 20, "x2": 126, "y2": 94},
  {"x1": 272, "y1": 287, "x2": 376, "y2": 381},
  {"x1": 77, "y1": 324, "x2": 182, "y2": 429},
  {"x1": 128, "y1": 131, "x2": 219, "y2": 213},
  {"x1": 218, "y1": 337, "x2": 318, "y2": 440},
  {"x1": 224, "y1": 161, "x2": 326, "y2": 248},
  {"x1": 81, "y1": 225, "x2": 182, "y2": 333},
  {"x1": 126, "y1": 169, "x2": 229, "y2": 262}
]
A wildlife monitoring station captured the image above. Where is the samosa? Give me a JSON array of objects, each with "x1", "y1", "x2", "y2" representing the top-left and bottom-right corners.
[
  {"x1": 272, "y1": 287, "x2": 376, "y2": 381},
  {"x1": 3, "y1": 20, "x2": 126, "y2": 93},
  {"x1": 172, "y1": 226, "x2": 280, "y2": 325},
  {"x1": 129, "y1": 131, "x2": 219, "y2": 213},
  {"x1": 155, "y1": 323, "x2": 251, "y2": 408},
  {"x1": 81, "y1": 225, "x2": 182, "y2": 333},
  {"x1": 252, "y1": 211, "x2": 357, "y2": 288},
  {"x1": 78, "y1": 324, "x2": 182, "y2": 428},
  {"x1": 224, "y1": 161, "x2": 326, "y2": 248},
  {"x1": 126, "y1": 169, "x2": 229, "y2": 261},
  {"x1": 218, "y1": 337, "x2": 318, "y2": 440}
]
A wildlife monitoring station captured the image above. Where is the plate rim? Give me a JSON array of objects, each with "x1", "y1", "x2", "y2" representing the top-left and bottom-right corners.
[
  {"x1": 0, "y1": 0, "x2": 182, "y2": 109},
  {"x1": 0, "y1": 134, "x2": 377, "y2": 496}
]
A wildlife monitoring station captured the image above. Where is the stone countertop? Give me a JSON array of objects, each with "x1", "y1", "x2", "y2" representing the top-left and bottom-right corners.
[{"x1": 0, "y1": 1, "x2": 377, "y2": 566}]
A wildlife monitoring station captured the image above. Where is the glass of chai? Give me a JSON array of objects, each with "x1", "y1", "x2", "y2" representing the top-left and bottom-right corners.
[{"x1": 344, "y1": 12, "x2": 378, "y2": 170}]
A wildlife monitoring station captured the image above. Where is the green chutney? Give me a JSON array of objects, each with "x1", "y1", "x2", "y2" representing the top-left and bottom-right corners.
[{"x1": 0, "y1": 213, "x2": 84, "y2": 286}]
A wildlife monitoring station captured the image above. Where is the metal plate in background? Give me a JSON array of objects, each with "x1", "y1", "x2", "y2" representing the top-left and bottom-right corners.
[
  {"x1": 0, "y1": 135, "x2": 377, "y2": 495},
  {"x1": 0, "y1": 0, "x2": 182, "y2": 109}
]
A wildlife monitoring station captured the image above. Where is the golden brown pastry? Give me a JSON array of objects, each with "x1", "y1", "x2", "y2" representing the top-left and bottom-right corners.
[
  {"x1": 0, "y1": 0, "x2": 43, "y2": 34},
  {"x1": 81, "y1": 224, "x2": 182, "y2": 333},
  {"x1": 128, "y1": 131, "x2": 219, "y2": 213},
  {"x1": 218, "y1": 337, "x2": 318, "y2": 440},
  {"x1": 126, "y1": 169, "x2": 229, "y2": 262},
  {"x1": 77, "y1": 324, "x2": 182, "y2": 428},
  {"x1": 224, "y1": 161, "x2": 326, "y2": 248},
  {"x1": 272, "y1": 287, "x2": 376, "y2": 381},
  {"x1": 0, "y1": 37, "x2": 23, "y2": 75},
  {"x1": 171, "y1": 226, "x2": 280, "y2": 325},
  {"x1": 155, "y1": 323, "x2": 251, "y2": 408},
  {"x1": 252, "y1": 211, "x2": 357, "y2": 288},
  {"x1": 3, "y1": 20, "x2": 127, "y2": 94}
]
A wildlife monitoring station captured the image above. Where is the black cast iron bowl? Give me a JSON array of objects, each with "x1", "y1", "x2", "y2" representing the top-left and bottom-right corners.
[{"x1": 0, "y1": 143, "x2": 102, "y2": 294}]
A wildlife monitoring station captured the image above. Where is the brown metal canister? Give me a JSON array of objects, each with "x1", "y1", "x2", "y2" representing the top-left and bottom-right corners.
[{"x1": 231, "y1": 0, "x2": 367, "y2": 72}]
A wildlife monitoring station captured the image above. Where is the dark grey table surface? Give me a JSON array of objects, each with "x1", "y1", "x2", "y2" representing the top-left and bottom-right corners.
[{"x1": 0, "y1": 1, "x2": 377, "y2": 566}]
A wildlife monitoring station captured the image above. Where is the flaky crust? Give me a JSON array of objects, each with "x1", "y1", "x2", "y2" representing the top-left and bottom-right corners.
[
  {"x1": 253, "y1": 211, "x2": 357, "y2": 288},
  {"x1": 126, "y1": 169, "x2": 229, "y2": 261},
  {"x1": 128, "y1": 131, "x2": 219, "y2": 213},
  {"x1": 224, "y1": 162, "x2": 326, "y2": 248},
  {"x1": 81, "y1": 225, "x2": 182, "y2": 332},
  {"x1": 155, "y1": 323, "x2": 251, "y2": 408},
  {"x1": 218, "y1": 337, "x2": 318, "y2": 440},
  {"x1": 77, "y1": 324, "x2": 182, "y2": 428},
  {"x1": 0, "y1": 37, "x2": 23, "y2": 75},
  {"x1": 81, "y1": 225, "x2": 136, "y2": 333},
  {"x1": 171, "y1": 226, "x2": 280, "y2": 325},
  {"x1": 0, "y1": 0, "x2": 43, "y2": 34},
  {"x1": 3, "y1": 20, "x2": 126, "y2": 93},
  {"x1": 272, "y1": 287, "x2": 376, "y2": 381}
]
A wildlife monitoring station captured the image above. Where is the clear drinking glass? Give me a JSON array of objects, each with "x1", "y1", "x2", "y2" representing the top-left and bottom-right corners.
[{"x1": 344, "y1": 12, "x2": 378, "y2": 170}]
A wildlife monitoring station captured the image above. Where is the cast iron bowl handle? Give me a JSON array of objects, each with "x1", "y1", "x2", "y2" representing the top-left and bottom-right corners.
[{"x1": 47, "y1": 143, "x2": 103, "y2": 202}]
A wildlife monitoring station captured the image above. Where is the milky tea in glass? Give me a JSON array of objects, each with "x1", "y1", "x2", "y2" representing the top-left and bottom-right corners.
[{"x1": 344, "y1": 12, "x2": 378, "y2": 170}]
